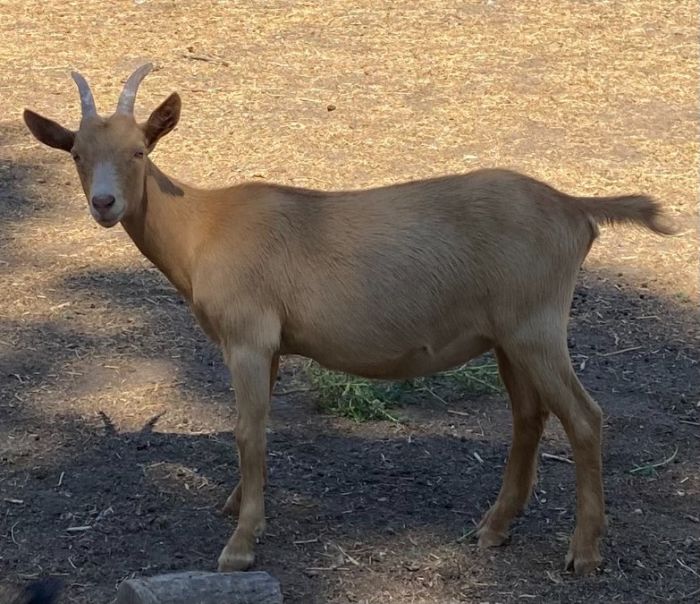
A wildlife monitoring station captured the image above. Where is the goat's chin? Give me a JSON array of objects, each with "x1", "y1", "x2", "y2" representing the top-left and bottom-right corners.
[{"x1": 93, "y1": 215, "x2": 122, "y2": 228}]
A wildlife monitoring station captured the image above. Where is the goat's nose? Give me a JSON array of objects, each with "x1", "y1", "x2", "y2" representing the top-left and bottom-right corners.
[{"x1": 92, "y1": 194, "x2": 116, "y2": 211}]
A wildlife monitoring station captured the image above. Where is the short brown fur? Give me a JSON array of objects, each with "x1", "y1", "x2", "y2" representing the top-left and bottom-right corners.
[{"x1": 23, "y1": 66, "x2": 674, "y2": 576}]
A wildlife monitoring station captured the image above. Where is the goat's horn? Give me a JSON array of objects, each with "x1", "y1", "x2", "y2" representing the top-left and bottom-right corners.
[
  {"x1": 71, "y1": 71, "x2": 98, "y2": 118},
  {"x1": 116, "y1": 62, "x2": 154, "y2": 115}
]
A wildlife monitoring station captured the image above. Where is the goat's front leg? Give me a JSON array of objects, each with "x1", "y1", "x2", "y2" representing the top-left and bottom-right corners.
[
  {"x1": 222, "y1": 354, "x2": 279, "y2": 518},
  {"x1": 218, "y1": 347, "x2": 273, "y2": 572}
]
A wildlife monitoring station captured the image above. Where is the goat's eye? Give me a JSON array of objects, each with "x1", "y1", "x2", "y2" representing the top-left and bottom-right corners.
[{"x1": 133, "y1": 150, "x2": 145, "y2": 159}]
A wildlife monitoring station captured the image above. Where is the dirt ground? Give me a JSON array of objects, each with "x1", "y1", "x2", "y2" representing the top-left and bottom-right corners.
[{"x1": 1, "y1": 1, "x2": 698, "y2": 603}]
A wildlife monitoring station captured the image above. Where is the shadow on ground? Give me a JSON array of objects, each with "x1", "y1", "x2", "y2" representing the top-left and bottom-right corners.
[
  {"x1": 0, "y1": 122, "x2": 57, "y2": 240},
  {"x1": 0, "y1": 400, "x2": 698, "y2": 603},
  {"x1": 1, "y1": 256, "x2": 698, "y2": 602}
]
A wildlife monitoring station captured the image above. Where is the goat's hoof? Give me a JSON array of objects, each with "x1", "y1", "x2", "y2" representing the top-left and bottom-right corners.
[
  {"x1": 218, "y1": 548, "x2": 255, "y2": 572},
  {"x1": 565, "y1": 547, "x2": 602, "y2": 575},
  {"x1": 475, "y1": 507, "x2": 510, "y2": 548},
  {"x1": 476, "y1": 526, "x2": 509, "y2": 549}
]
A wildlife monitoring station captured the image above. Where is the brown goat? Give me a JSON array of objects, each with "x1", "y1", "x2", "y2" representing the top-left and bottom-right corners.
[{"x1": 23, "y1": 64, "x2": 673, "y2": 575}]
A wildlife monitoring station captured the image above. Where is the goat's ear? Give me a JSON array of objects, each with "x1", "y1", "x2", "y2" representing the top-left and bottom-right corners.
[
  {"x1": 143, "y1": 92, "x2": 181, "y2": 151},
  {"x1": 23, "y1": 110, "x2": 75, "y2": 152}
]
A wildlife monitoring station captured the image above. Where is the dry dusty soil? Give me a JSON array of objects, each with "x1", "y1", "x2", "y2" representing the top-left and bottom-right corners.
[{"x1": 1, "y1": 2, "x2": 698, "y2": 603}]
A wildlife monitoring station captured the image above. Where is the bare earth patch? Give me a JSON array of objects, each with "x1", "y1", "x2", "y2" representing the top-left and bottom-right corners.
[{"x1": 0, "y1": 2, "x2": 698, "y2": 603}]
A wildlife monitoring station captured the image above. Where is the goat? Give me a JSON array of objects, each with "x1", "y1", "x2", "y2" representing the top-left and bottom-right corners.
[{"x1": 23, "y1": 64, "x2": 673, "y2": 575}]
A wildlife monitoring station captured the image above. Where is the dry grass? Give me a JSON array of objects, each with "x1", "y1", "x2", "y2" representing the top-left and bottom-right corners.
[
  {"x1": 2, "y1": 2, "x2": 697, "y2": 298},
  {"x1": 1, "y1": 0, "x2": 696, "y2": 426}
]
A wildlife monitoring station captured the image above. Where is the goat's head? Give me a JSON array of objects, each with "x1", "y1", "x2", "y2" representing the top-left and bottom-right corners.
[{"x1": 23, "y1": 64, "x2": 180, "y2": 227}]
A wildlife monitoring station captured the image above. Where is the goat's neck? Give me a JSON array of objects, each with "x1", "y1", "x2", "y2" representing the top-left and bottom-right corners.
[{"x1": 120, "y1": 161, "x2": 199, "y2": 300}]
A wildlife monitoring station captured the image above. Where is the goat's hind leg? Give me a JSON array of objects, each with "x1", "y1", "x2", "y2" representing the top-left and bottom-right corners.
[
  {"x1": 507, "y1": 333, "x2": 605, "y2": 574},
  {"x1": 477, "y1": 347, "x2": 549, "y2": 548}
]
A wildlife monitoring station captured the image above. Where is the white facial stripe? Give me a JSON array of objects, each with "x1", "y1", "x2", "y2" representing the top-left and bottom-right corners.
[{"x1": 90, "y1": 161, "x2": 121, "y2": 200}]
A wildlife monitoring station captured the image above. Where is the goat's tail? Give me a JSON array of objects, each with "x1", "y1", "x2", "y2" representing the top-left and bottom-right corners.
[{"x1": 573, "y1": 194, "x2": 676, "y2": 235}]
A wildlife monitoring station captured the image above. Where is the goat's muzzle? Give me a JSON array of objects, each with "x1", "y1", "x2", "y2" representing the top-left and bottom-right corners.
[{"x1": 90, "y1": 194, "x2": 121, "y2": 227}]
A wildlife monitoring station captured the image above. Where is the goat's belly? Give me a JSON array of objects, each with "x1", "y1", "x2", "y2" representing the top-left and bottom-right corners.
[{"x1": 287, "y1": 331, "x2": 492, "y2": 381}]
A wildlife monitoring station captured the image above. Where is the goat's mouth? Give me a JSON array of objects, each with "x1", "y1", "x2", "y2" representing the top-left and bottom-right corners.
[
  {"x1": 95, "y1": 215, "x2": 121, "y2": 228},
  {"x1": 90, "y1": 209, "x2": 123, "y2": 228}
]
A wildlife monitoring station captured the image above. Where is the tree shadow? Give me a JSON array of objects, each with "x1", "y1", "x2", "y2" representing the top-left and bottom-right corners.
[
  {"x1": 59, "y1": 266, "x2": 231, "y2": 397},
  {"x1": 0, "y1": 122, "x2": 57, "y2": 242},
  {"x1": 0, "y1": 258, "x2": 698, "y2": 602},
  {"x1": 1, "y1": 387, "x2": 698, "y2": 604}
]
